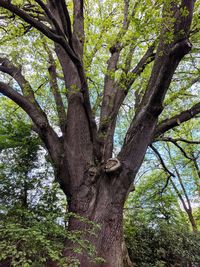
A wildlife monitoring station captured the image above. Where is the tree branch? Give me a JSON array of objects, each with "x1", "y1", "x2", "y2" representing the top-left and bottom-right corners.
[
  {"x1": 167, "y1": 145, "x2": 197, "y2": 230},
  {"x1": 97, "y1": 0, "x2": 135, "y2": 160},
  {"x1": 155, "y1": 102, "x2": 200, "y2": 137},
  {"x1": 0, "y1": 0, "x2": 80, "y2": 65},
  {"x1": 150, "y1": 145, "x2": 175, "y2": 178},
  {"x1": 98, "y1": 42, "x2": 155, "y2": 161},
  {"x1": 72, "y1": 0, "x2": 84, "y2": 57},
  {"x1": 45, "y1": 0, "x2": 72, "y2": 44},
  {"x1": 0, "y1": 0, "x2": 97, "y2": 158},
  {"x1": 0, "y1": 82, "x2": 61, "y2": 163},
  {"x1": 122, "y1": 44, "x2": 155, "y2": 91},
  {"x1": 44, "y1": 43, "x2": 67, "y2": 133},
  {"x1": 0, "y1": 57, "x2": 35, "y2": 101},
  {"x1": 118, "y1": 1, "x2": 195, "y2": 187},
  {"x1": 34, "y1": 0, "x2": 65, "y2": 37},
  {"x1": 57, "y1": 0, "x2": 73, "y2": 43},
  {"x1": 154, "y1": 136, "x2": 200, "y2": 144},
  {"x1": 0, "y1": 56, "x2": 63, "y2": 165},
  {"x1": 100, "y1": 0, "x2": 132, "y2": 118},
  {"x1": 154, "y1": 137, "x2": 198, "y2": 160},
  {"x1": 149, "y1": 144, "x2": 174, "y2": 194}
]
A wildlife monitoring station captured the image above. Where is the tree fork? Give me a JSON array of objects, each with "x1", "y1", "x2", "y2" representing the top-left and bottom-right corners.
[{"x1": 0, "y1": 0, "x2": 197, "y2": 266}]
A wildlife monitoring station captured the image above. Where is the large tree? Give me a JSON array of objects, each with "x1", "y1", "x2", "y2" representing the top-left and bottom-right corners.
[{"x1": 0, "y1": 0, "x2": 199, "y2": 266}]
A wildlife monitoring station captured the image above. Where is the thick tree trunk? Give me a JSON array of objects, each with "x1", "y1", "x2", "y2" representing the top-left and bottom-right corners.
[
  {"x1": 62, "y1": 170, "x2": 132, "y2": 267},
  {"x1": 67, "y1": 207, "x2": 124, "y2": 266}
]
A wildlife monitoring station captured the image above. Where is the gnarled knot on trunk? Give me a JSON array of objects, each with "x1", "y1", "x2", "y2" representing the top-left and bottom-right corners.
[
  {"x1": 105, "y1": 158, "x2": 121, "y2": 173},
  {"x1": 88, "y1": 166, "x2": 97, "y2": 177}
]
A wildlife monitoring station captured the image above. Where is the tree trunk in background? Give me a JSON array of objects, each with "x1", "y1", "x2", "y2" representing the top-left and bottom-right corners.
[{"x1": 186, "y1": 209, "x2": 198, "y2": 232}]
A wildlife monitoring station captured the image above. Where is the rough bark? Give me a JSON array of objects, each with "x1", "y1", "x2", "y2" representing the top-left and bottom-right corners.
[{"x1": 62, "y1": 168, "x2": 132, "y2": 267}]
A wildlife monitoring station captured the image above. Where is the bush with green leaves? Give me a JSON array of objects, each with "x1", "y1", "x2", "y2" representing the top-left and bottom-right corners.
[
  {"x1": 124, "y1": 220, "x2": 200, "y2": 267},
  {"x1": 0, "y1": 207, "x2": 103, "y2": 267}
]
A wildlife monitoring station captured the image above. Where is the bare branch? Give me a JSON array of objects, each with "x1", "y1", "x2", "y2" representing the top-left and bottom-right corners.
[
  {"x1": 153, "y1": 137, "x2": 199, "y2": 161},
  {"x1": 121, "y1": 44, "x2": 155, "y2": 94},
  {"x1": 155, "y1": 137, "x2": 200, "y2": 145},
  {"x1": 168, "y1": 140, "x2": 195, "y2": 160},
  {"x1": 150, "y1": 144, "x2": 184, "y2": 205},
  {"x1": 149, "y1": 144, "x2": 175, "y2": 194},
  {"x1": 167, "y1": 145, "x2": 197, "y2": 231},
  {"x1": 174, "y1": 164, "x2": 192, "y2": 211},
  {"x1": 155, "y1": 102, "x2": 200, "y2": 137},
  {"x1": 150, "y1": 145, "x2": 175, "y2": 178}
]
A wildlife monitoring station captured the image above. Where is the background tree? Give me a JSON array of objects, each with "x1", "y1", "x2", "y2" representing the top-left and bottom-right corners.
[{"x1": 0, "y1": 0, "x2": 199, "y2": 266}]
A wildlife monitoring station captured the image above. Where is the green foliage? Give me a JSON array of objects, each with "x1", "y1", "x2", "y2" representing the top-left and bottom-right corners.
[
  {"x1": 0, "y1": 208, "x2": 102, "y2": 267},
  {"x1": 1, "y1": 209, "x2": 68, "y2": 267},
  {"x1": 125, "y1": 220, "x2": 200, "y2": 267}
]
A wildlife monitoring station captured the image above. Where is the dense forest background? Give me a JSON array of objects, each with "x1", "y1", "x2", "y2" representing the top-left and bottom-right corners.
[{"x1": 0, "y1": 0, "x2": 200, "y2": 266}]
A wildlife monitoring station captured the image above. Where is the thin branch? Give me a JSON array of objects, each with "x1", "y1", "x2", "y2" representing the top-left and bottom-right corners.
[
  {"x1": 174, "y1": 164, "x2": 192, "y2": 211},
  {"x1": 172, "y1": 141, "x2": 195, "y2": 160},
  {"x1": 153, "y1": 136, "x2": 197, "y2": 160},
  {"x1": 166, "y1": 144, "x2": 198, "y2": 232},
  {"x1": 169, "y1": 177, "x2": 190, "y2": 213},
  {"x1": 155, "y1": 137, "x2": 200, "y2": 145},
  {"x1": 161, "y1": 175, "x2": 171, "y2": 194},
  {"x1": 150, "y1": 145, "x2": 175, "y2": 178},
  {"x1": 150, "y1": 145, "x2": 175, "y2": 194}
]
